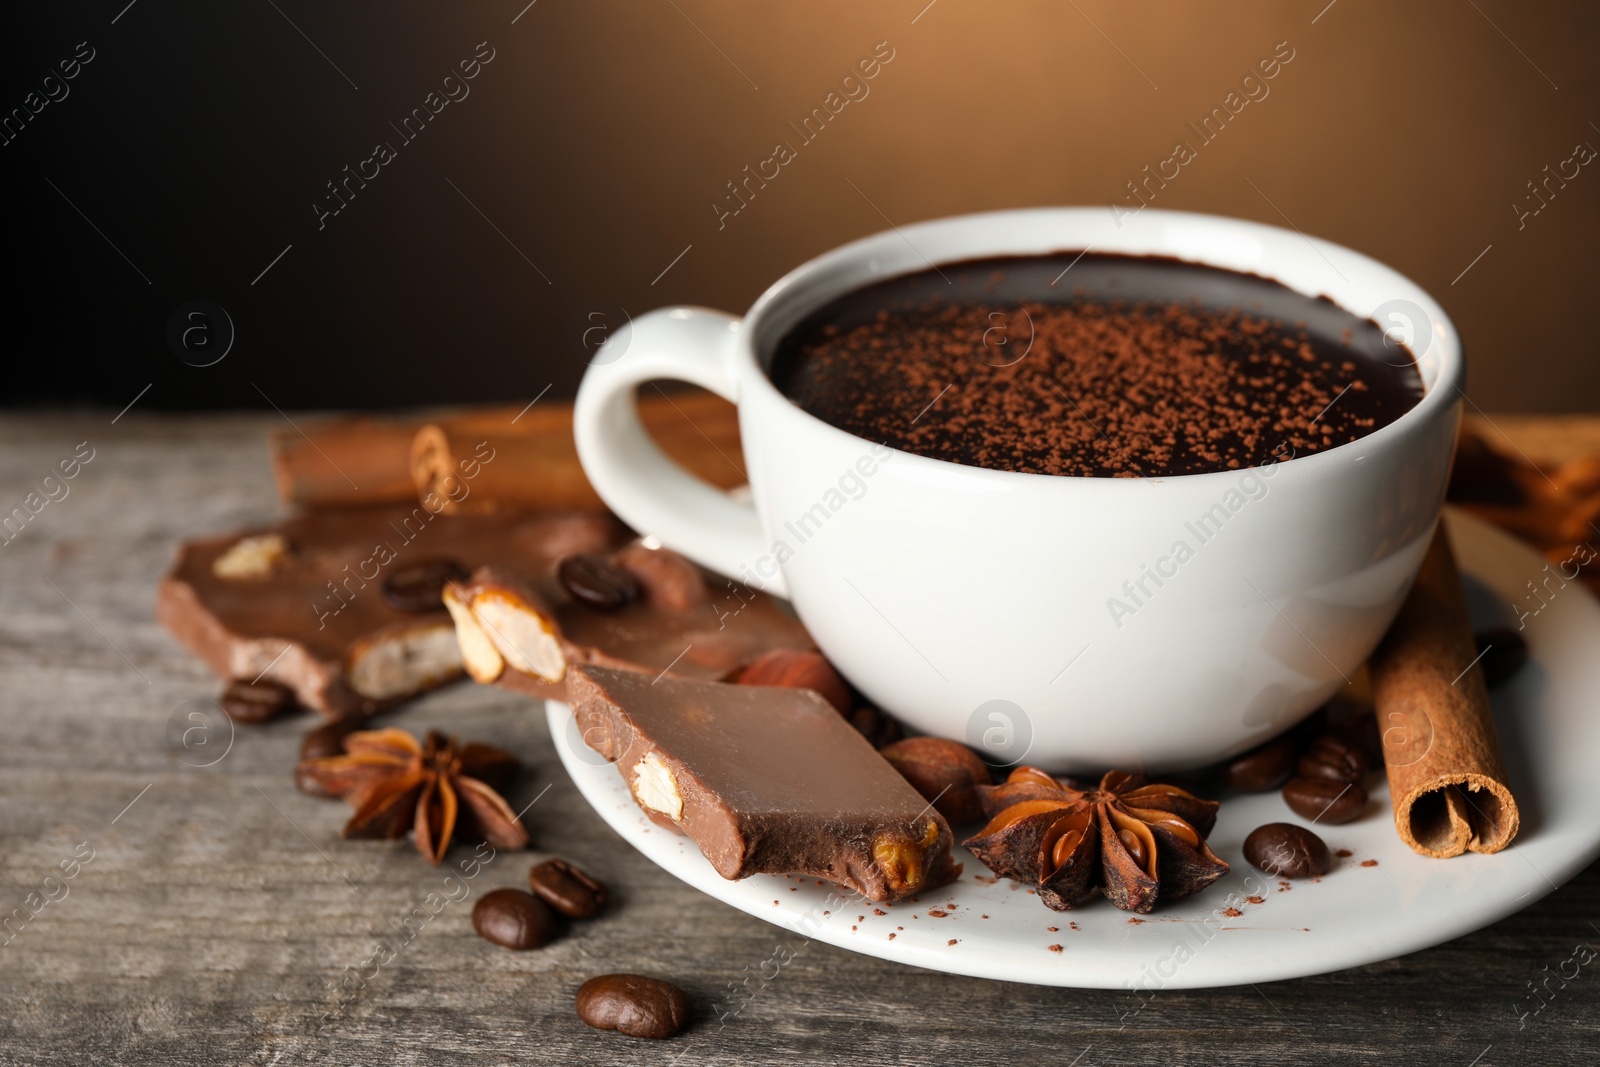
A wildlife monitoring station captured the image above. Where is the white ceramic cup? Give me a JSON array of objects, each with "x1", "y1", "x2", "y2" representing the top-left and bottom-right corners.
[{"x1": 574, "y1": 208, "x2": 1462, "y2": 772}]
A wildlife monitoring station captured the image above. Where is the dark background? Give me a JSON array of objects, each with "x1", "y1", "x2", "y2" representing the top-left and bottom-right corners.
[{"x1": 3, "y1": 0, "x2": 1597, "y2": 413}]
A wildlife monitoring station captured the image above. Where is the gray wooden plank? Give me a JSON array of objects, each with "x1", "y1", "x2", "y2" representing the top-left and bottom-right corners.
[{"x1": 0, "y1": 412, "x2": 1595, "y2": 1066}]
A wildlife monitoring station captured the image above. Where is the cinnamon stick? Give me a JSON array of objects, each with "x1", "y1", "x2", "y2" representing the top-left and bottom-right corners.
[
  {"x1": 410, "y1": 390, "x2": 745, "y2": 515},
  {"x1": 1370, "y1": 525, "x2": 1520, "y2": 857},
  {"x1": 269, "y1": 390, "x2": 743, "y2": 512},
  {"x1": 269, "y1": 406, "x2": 523, "y2": 508}
]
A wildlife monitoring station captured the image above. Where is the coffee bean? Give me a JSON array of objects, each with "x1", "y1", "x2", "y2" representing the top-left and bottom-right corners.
[
  {"x1": 299, "y1": 716, "x2": 361, "y2": 762},
  {"x1": 1330, "y1": 713, "x2": 1383, "y2": 764},
  {"x1": 382, "y1": 558, "x2": 469, "y2": 612},
  {"x1": 1282, "y1": 776, "x2": 1367, "y2": 824},
  {"x1": 576, "y1": 974, "x2": 691, "y2": 1040},
  {"x1": 1221, "y1": 737, "x2": 1297, "y2": 792},
  {"x1": 1297, "y1": 734, "x2": 1370, "y2": 783},
  {"x1": 472, "y1": 888, "x2": 558, "y2": 950},
  {"x1": 220, "y1": 679, "x2": 294, "y2": 725},
  {"x1": 296, "y1": 716, "x2": 366, "y2": 797},
  {"x1": 558, "y1": 553, "x2": 640, "y2": 611},
  {"x1": 1474, "y1": 627, "x2": 1529, "y2": 689},
  {"x1": 1243, "y1": 823, "x2": 1331, "y2": 879},
  {"x1": 529, "y1": 858, "x2": 608, "y2": 919}
]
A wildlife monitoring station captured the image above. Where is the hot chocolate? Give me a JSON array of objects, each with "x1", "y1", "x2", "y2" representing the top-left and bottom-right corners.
[{"x1": 769, "y1": 253, "x2": 1424, "y2": 478}]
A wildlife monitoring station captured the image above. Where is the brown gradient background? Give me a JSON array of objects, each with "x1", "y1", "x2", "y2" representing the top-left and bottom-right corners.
[{"x1": 5, "y1": 0, "x2": 1597, "y2": 411}]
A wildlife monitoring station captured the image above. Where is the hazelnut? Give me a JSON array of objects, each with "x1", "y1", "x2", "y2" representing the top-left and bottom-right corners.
[
  {"x1": 879, "y1": 737, "x2": 992, "y2": 824},
  {"x1": 871, "y1": 824, "x2": 935, "y2": 894},
  {"x1": 735, "y1": 648, "x2": 852, "y2": 716}
]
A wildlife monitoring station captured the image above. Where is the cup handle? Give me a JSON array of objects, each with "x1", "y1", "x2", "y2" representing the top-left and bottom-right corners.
[{"x1": 573, "y1": 306, "x2": 784, "y2": 598}]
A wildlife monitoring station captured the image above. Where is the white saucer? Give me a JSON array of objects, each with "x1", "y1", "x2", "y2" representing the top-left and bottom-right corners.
[{"x1": 547, "y1": 510, "x2": 1600, "y2": 989}]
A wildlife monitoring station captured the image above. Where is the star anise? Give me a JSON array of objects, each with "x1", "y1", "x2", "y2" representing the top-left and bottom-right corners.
[
  {"x1": 962, "y1": 767, "x2": 1229, "y2": 913},
  {"x1": 296, "y1": 727, "x2": 530, "y2": 865}
]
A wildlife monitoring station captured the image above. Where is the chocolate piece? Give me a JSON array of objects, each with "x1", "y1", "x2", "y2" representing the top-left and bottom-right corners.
[
  {"x1": 472, "y1": 888, "x2": 559, "y2": 950},
  {"x1": 156, "y1": 506, "x2": 627, "y2": 717},
  {"x1": 1243, "y1": 823, "x2": 1331, "y2": 878},
  {"x1": 771, "y1": 253, "x2": 1423, "y2": 478},
  {"x1": 447, "y1": 544, "x2": 814, "y2": 702},
  {"x1": 219, "y1": 678, "x2": 294, "y2": 725},
  {"x1": 575, "y1": 974, "x2": 691, "y2": 1040},
  {"x1": 528, "y1": 858, "x2": 607, "y2": 919},
  {"x1": 567, "y1": 664, "x2": 958, "y2": 904}
]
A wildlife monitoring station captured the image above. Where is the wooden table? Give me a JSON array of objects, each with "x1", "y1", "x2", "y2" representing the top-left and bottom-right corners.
[{"x1": 2, "y1": 412, "x2": 1596, "y2": 1066}]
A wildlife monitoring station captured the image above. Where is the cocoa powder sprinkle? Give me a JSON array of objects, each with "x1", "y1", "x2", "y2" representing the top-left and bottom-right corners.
[{"x1": 772, "y1": 253, "x2": 1422, "y2": 478}]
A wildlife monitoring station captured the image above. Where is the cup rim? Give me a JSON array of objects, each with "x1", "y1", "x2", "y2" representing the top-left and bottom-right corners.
[{"x1": 734, "y1": 206, "x2": 1462, "y2": 486}]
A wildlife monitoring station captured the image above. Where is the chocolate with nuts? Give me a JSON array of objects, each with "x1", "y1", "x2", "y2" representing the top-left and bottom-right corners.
[
  {"x1": 566, "y1": 664, "x2": 959, "y2": 904},
  {"x1": 446, "y1": 544, "x2": 814, "y2": 702},
  {"x1": 155, "y1": 507, "x2": 627, "y2": 717}
]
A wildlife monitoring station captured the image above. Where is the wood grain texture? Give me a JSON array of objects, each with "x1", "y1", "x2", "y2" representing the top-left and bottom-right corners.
[{"x1": 0, "y1": 412, "x2": 1597, "y2": 1066}]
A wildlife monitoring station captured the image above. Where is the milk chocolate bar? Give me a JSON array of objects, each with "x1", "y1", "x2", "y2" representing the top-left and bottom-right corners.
[
  {"x1": 567, "y1": 664, "x2": 960, "y2": 904},
  {"x1": 443, "y1": 542, "x2": 815, "y2": 700},
  {"x1": 156, "y1": 506, "x2": 627, "y2": 717}
]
